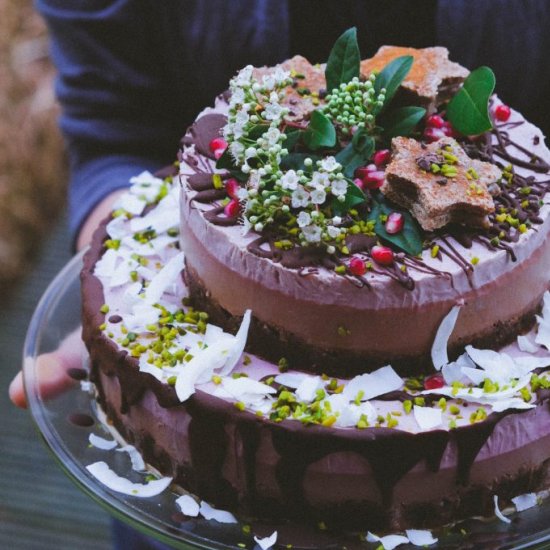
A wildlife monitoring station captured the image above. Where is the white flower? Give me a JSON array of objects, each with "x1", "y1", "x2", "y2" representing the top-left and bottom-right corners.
[
  {"x1": 265, "y1": 127, "x2": 281, "y2": 146},
  {"x1": 331, "y1": 179, "x2": 348, "y2": 197},
  {"x1": 235, "y1": 111, "x2": 250, "y2": 126},
  {"x1": 319, "y1": 156, "x2": 341, "y2": 172},
  {"x1": 280, "y1": 170, "x2": 299, "y2": 190},
  {"x1": 297, "y1": 211, "x2": 311, "y2": 227},
  {"x1": 232, "y1": 123, "x2": 245, "y2": 139},
  {"x1": 273, "y1": 67, "x2": 290, "y2": 84},
  {"x1": 248, "y1": 170, "x2": 261, "y2": 189},
  {"x1": 229, "y1": 141, "x2": 244, "y2": 160},
  {"x1": 264, "y1": 102, "x2": 283, "y2": 121},
  {"x1": 327, "y1": 225, "x2": 341, "y2": 238},
  {"x1": 302, "y1": 224, "x2": 322, "y2": 243},
  {"x1": 310, "y1": 187, "x2": 327, "y2": 205},
  {"x1": 245, "y1": 147, "x2": 257, "y2": 159},
  {"x1": 332, "y1": 216, "x2": 342, "y2": 225},
  {"x1": 262, "y1": 74, "x2": 276, "y2": 90},
  {"x1": 269, "y1": 91, "x2": 279, "y2": 103},
  {"x1": 234, "y1": 65, "x2": 254, "y2": 86},
  {"x1": 230, "y1": 87, "x2": 245, "y2": 106},
  {"x1": 291, "y1": 186, "x2": 309, "y2": 208},
  {"x1": 236, "y1": 188, "x2": 248, "y2": 200},
  {"x1": 310, "y1": 171, "x2": 330, "y2": 189}
]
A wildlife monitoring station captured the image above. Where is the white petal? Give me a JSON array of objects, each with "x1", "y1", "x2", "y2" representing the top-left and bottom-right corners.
[
  {"x1": 535, "y1": 314, "x2": 550, "y2": 349},
  {"x1": 117, "y1": 445, "x2": 146, "y2": 471},
  {"x1": 106, "y1": 216, "x2": 128, "y2": 239},
  {"x1": 254, "y1": 531, "x2": 278, "y2": 550},
  {"x1": 512, "y1": 493, "x2": 538, "y2": 512},
  {"x1": 89, "y1": 433, "x2": 118, "y2": 450},
  {"x1": 176, "y1": 494, "x2": 200, "y2": 517},
  {"x1": 221, "y1": 377, "x2": 277, "y2": 405},
  {"x1": 199, "y1": 501, "x2": 238, "y2": 523},
  {"x1": 493, "y1": 495, "x2": 511, "y2": 523},
  {"x1": 413, "y1": 406, "x2": 442, "y2": 431},
  {"x1": 431, "y1": 304, "x2": 461, "y2": 370},
  {"x1": 86, "y1": 461, "x2": 171, "y2": 497},
  {"x1": 405, "y1": 529, "x2": 438, "y2": 546}
]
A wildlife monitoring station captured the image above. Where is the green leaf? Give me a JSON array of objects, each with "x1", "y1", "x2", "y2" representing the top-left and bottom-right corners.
[
  {"x1": 380, "y1": 106, "x2": 426, "y2": 142},
  {"x1": 280, "y1": 153, "x2": 321, "y2": 172},
  {"x1": 331, "y1": 181, "x2": 366, "y2": 216},
  {"x1": 374, "y1": 55, "x2": 413, "y2": 109},
  {"x1": 215, "y1": 147, "x2": 236, "y2": 170},
  {"x1": 303, "y1": 110, "x2": 337, "y2": 151},
  {"x1": 284, "y1": 128, "x2": 301, "y2": 151},
  {"x1": 335, "y1": 130, "x2": 375, "y2": 178},
  {"x1": 368, "y1": 194, "x2": 423, "y2": 255},
  {"x1": 446, "y1": 66, "x2": 495, "y2": 136},
  {"x1": 325, "y1": 27, "x2": 361, "y2": 93}
]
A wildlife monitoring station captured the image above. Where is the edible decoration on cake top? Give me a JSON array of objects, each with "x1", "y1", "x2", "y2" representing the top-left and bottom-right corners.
[
  {"x1": 177, "y1": 27, "x2": 549, "y2": 289},
  {"x1": 382, "y1": 136, "x2": 500, "y2": 230},
  {"x1": 360, "y1": 45, "x2": 469, "y2": 112}
]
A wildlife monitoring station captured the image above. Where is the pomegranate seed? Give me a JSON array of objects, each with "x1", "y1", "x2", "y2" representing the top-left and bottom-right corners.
[
  {"x1": 424, "y1": 374, "x2": 445, "y2": 390},
  {"x1": 349, "y1": 256, "x2": 367, "y2": 276},
  {"x1": 353, "y1": 177, "x2": 365, "y2": 191},
  {"x1": 209, "y1": 137, "x2": 228, "y2": 153},
  {"x1": 225, "y1": 178, "x2": 240, "y2": 199},
  {"x1": 385, "y1": 212, "x2": 404, "y2": 234},
  {"x1": 354, "y1": 164, "x2": 378, "y2": 179},
  {"x1": 494, "y1": 104, "x2": 511, "y2": 122},
  {"x1": 373, "y1": 149, "x2": 391, "y2": 167},
  {"x1": 224, "y1": 198, "x2": 240, "y2": 218},
  {"x1": 362, "y1": 170, "x2": 385, "y2": 189},
  {"x1": 426, "y1": 114, "x2": 445, "y2": 129},
  {"x1": 423, "y1": 127, "x2": 446, "y2": 143},
  {"x1": 442, "y1": 121, "x2": 458, "y2": 138},
  {"x1": 370, "y1": 245, "x2": 394, "y2": 266}
]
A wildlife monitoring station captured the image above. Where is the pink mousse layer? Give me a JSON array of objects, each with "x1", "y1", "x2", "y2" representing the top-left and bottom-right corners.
[{"x1": 179, "y1": 106, "x2": 550, "y2": 362}]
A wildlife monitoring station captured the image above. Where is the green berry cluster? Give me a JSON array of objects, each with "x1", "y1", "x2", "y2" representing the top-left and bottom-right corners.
[{"x1": 324, "y1": 75, "x2": 386, "y2": 134}]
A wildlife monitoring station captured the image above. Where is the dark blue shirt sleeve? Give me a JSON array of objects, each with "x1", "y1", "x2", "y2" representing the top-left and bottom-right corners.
[{"x1": 36, "y1": 0, "x2": 289, "y2": 241}]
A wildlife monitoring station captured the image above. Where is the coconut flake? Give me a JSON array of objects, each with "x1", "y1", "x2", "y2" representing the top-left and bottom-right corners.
[
  {"x1": 176, "y1": 494, "x2": 200, "y2": 517},
  {"x1": 493, "y1": 495, "x2": 511, "y2": 523},
  {"x1": 116, "y1": 193, "x2": 147, "y2": 216},
  {"x1": 106, "y1": 216, "x2": 128, "y2": 240},
  {"x1": 144, "y1": 251, "x2": 185, "y2": 304},
  {"x1": 86, "y1": 461, "x2": 171, "y2": 497},
  {"x1": 517, "y1": 334, "x2": 540, "y2": 354},
  {"x1": 253, "y1": 531, "x2": 278, "y2": 550},
  {"x1": 221, "y1": 377, "x2": 277, "y2": 406},
  {"x1": 199, "y1": 501, "x2": 238, "y2": 523},
  {"x1": 138, "y1": 358, "x2": 165, "y2": 381},
  {"x1": 413, "y1": 406, "x2": 442, "y2": 431},
  {"x1": 117, "y1": 445, "x2": 146, "y2": 471},
  {"x1": 366, "y1": 532, "x2": 409, "y2": 550},
  {"x1": 431, "y1": 304, "x2": 461, "y2": 370},
  {"x1": 405, "y1": 529, "x2": 438, "y2": 546},
  {"x1": 218, "y1": 309, "x2": 252, "y2": 375},
  {"x1": 342, "y1": 366, "x2": 402, "y2": 402},
  {"x1": 124, "y1": 303, "x2": 161, "y2": 332},
  {"x1": 295, "y1": 376, "x2": 324, "y2": 403},
  {"x1": 535, "y1": 313, "x2": 550, "y2": 349},
  {"x1": 512, "y1": 492, "x2": 538, "y2": 512},
  {"x1": 89, "y1": 433, "x2": 118, "y2": 450},
  {"x1": 274, "y1": 372, "x2": 309, "y2": 389}
]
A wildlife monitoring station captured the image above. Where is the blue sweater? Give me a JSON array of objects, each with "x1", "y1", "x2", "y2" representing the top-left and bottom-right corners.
[{"x1": 38, "y1": 0, "x2": 550, "y2": 241}]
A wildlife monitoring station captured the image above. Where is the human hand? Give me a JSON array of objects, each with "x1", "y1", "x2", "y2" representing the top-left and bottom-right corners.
[
  {"x1": 9, "y1": 189, "x2": 125, "y2": 409},
  {"x1": 10, "y1": 328, "x2": 86, "y2": 408}
]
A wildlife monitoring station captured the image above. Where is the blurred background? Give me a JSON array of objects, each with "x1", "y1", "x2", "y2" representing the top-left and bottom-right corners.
[{"x1": 0, "y1": 1, "x2": 110, "y2": 547}]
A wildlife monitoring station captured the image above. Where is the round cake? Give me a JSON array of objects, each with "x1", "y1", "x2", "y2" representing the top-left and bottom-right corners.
[{"x1": 82, "y1": 33, "x2": 550, "y2": 538}]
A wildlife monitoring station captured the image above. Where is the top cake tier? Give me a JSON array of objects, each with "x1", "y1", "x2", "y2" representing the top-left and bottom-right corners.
[{"x1": 178, "y1": 45, "x2": 550, "y2": 377}]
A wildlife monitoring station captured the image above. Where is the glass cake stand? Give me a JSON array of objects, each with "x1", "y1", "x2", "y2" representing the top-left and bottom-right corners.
[{"x1": 22, "y1": 251, "x2": 550, "y2": 550}]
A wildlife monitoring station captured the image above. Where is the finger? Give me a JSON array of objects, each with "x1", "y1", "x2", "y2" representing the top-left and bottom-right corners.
[{"x1": 9, "y1": 371, "x2": 27, "y2": 408}]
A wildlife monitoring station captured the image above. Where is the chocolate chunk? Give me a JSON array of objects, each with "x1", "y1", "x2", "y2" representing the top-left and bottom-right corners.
[{"x1": 382, "y1": 137, "x2": 501, "y2": 231}]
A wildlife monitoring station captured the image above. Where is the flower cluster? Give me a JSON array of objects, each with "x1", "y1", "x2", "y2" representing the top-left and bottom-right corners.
[
  {"x1": 324, "y1": 75, "x2": 386, "y2": 134},
  {"x1": 222, "y1": 67, "x2": 368, "y2": 251}
]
